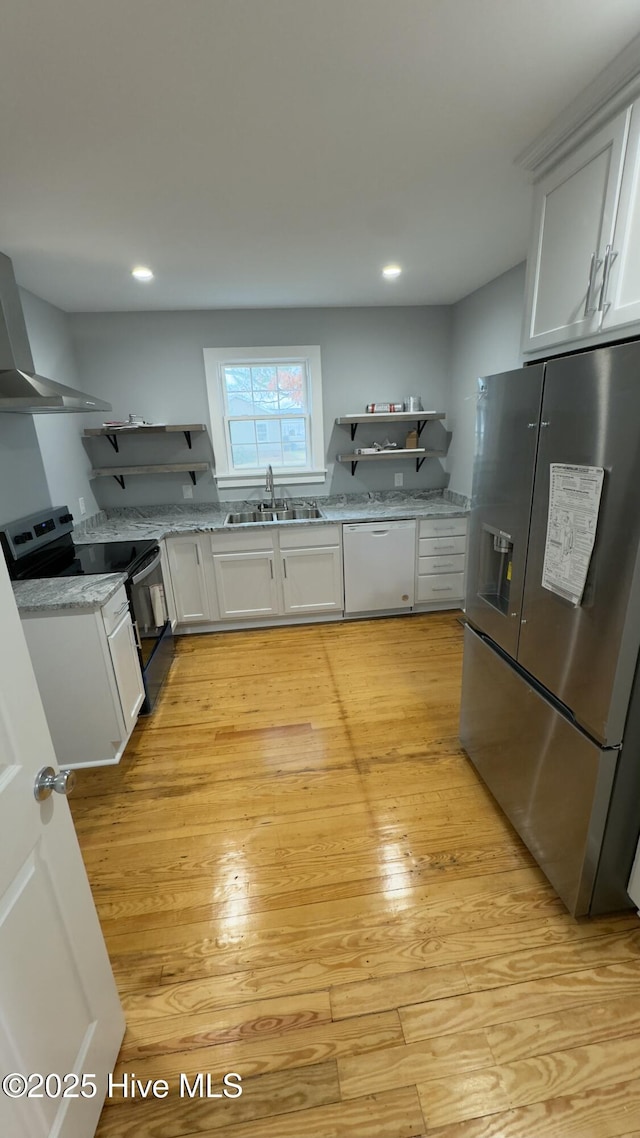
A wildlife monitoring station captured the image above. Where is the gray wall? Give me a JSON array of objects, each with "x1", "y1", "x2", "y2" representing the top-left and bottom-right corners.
[
  {"x1": 69, "y1": 306, "x2": 452, "y2": 506},
  {"x1": 0, "y1": 271, "x2": 527, "y2": 525},
  {"x1": 21, "y1": 289, "x2": 99, "y2": 519},
  {"x1": 0, "y1": 412, "x2": 49, "y2": 524},
  {"x1": 446, "y1": 263, "x2": 526, "y2": 499}
]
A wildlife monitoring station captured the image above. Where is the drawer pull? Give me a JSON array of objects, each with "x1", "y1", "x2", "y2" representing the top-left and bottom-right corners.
[{"x1": 432, "y1": 586, "x2": 453, "y2": 592}]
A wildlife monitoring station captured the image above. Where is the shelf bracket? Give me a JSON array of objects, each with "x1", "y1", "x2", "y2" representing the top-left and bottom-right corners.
[
  {"x1": 184, "y1": 430, "x2": 192, "y2": 448},
  {"x1": 350, "y1": 424, "x2": 358, "y2": 442},
  {"x1": 416, "y1": 419, "x2": 427, "y2": 440},
  {"x1": 350, "y1": 460, "x2": 358, "y2": 476},
  {"x1": 106, "y1": 433, "x2": 119, "y2": 453},
  {"x1": 114, "y1": 474, "x2": 126, "y2": 489},
  {"x1": 189, "y1": 470, "x2": 197, "y2": 485},
  {"x1": 416, "y1": 456, "x2": 426, "y2": 473}
]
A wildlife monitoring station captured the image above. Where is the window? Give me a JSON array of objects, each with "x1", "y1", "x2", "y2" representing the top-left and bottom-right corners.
[{"x1": 204, "y1": 346, "x2": 326, "y2": 488}]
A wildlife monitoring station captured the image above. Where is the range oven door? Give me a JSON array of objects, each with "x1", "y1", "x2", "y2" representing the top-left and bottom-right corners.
[{"x1": 128, "y1": 547, "x2": 174, "y2": 713}]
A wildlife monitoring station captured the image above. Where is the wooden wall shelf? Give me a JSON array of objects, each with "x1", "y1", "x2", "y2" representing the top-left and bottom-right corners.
[
  {"x1": 90, "y1": 463, "x2": 210, "y2": 490},
  {"x1": 84, "y1": 423, "x2": 207, "y2": 453}
]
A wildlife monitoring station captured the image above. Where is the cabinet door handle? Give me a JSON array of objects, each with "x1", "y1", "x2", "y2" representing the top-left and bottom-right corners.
[
  {"x1": 584, "y1": 251, "x2": 601, "y2": 316},
  {"x1": 598, "y1": 243, "x2": 617, "y2": 313},
  {"x1": 269, "y1": 559, "x2": 274, "y2": 579},
  {"x1": 195, "y1": 544, "x2": 200, "y2": 566},
  {"x1": 282, "y1": 558, "x2": 287, "y2": 578}
]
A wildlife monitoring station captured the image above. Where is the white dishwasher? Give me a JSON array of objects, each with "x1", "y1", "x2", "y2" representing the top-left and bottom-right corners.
[{"x1": 343, "y1": 520, "x2": 416, "y2": 614}]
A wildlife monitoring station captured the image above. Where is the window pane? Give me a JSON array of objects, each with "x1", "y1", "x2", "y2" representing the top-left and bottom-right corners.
[
  {"x1": 224, "y1": 366, "x2": 256, "y2": 414},
  {"x1": 257, "y1": 442, "x2": 284, "y2": 466},
  {"x1": 282, "y1": 418, "x2": 308, "y2": 465},
  {"x1": 231, "y1": 443, "x2": 258, "y2": 468},
  {"x1": 229, "y1": 420, "x2": 256, "y2": 446},
  {"x1": 251, "y1": 366, "x2": 277, "y2": 391},
  {"x1": 277, "y1": 365, "x2": 305, "y2": 411},
  {"x1": 252, "y1": 393, "x2": 279, "y2": 414},
  {"x1": 277, "y1": 367, "x2": 304, "y2": 410},
  {"x1": 227, "y1": 391, "x2": 257, "y2": 415},
  {"x1": 255, "y1": 419, "x2": 282, "y2": 444},
  {"x1": 224, "y1": 366, "x2": 251, "y2": 392}
]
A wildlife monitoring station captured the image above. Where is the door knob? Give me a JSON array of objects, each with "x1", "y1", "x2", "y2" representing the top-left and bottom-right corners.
[{"x1": 34, "y1": 766, "x2": 77, "y2": 802}]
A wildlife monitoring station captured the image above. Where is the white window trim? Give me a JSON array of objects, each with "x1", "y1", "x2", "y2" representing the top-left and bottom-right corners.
[{"x1": 204, "y1": 345, "x2": 326, "y2": 489}]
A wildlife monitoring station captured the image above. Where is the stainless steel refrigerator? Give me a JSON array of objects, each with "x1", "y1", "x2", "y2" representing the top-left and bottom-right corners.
[{"x1": 460, "y1": 340, "x2": 640, "y2": 917}]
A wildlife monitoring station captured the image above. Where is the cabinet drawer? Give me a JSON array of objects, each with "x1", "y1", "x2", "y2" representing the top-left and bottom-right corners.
[
  {"x1": 418, "y1": 518, "x2": 467, "y2": 539},
  {"x1": 279, "y1": 524, "x2": 340, "y2": 549},
  {"x1": 419, "y1": 535, "x2": 466, "y2": 557},
  {"x1": 211, "y1": 530, "x2": 276, "y2": 554},
  {"x1": 417, "y1": 573, "x2": 464, "y2": 602},
  {"x1": 418, "y1": 553, "x2": 466, "y2": 576}
]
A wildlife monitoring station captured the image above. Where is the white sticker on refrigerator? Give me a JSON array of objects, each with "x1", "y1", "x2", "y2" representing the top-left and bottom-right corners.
[{"x1": 542, "y1": 464, "x2": 604, "y2": 605}]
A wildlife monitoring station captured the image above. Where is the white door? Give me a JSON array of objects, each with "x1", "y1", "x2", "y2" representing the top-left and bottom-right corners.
[
  {"x1": 522, "y1": 107, "x2": 630, "y2": 354},
  {"x1": 281, "y1": 546, "x2": 343, "y2": 613},
  {"x1": 0, "y1": 554, "x2": 125, "y2": 1138},
  {"x1": 213, "y1": 551, "x2": 280, "y2": 618}
]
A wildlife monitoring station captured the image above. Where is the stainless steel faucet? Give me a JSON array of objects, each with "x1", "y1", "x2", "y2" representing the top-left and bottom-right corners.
[{"x1": 265, "y1": 464, "x2": 275, "y2": 508}]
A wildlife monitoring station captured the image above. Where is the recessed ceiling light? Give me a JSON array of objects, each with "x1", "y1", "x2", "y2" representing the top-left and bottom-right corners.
[
  {"x1": 382, "y1": 264, "x2": 402, "y2": 280},
  {"x1": 131, "y1": 265, "x2": 154, "y2": 282}
]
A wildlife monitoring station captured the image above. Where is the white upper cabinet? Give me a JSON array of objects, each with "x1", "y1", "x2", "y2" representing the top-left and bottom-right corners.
[
  {"x1": 522, "y1": 108, "x2": 630, "y2": 355},
  {"x1": 601, "y1": 103, "x2": 640, "y2": 331}
]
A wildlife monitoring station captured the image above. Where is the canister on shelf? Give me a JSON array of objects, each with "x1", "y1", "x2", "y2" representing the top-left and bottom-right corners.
[{"x1": 405, "y1": 429, "x2": 418, "y2": 449}]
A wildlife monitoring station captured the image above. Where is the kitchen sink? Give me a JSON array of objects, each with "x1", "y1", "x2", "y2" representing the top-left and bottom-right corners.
[
  {"x1": 224, "y1": 505, "x2": 323, "y2": 525},
  {"x1": 275, "y1": 506, "x2": 323, "y2": 520},
  {"x1": 224, "y1": 510, "x2": 264, "y2": 524}
]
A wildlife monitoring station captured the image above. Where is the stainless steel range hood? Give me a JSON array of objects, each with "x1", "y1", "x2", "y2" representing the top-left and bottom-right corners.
[{"x1": 0, "y1": 253, "x2": 111, "y2": 414}]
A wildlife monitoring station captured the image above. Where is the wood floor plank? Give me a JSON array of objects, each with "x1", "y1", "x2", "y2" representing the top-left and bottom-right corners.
[
  {"x1": 418, "y1": 1034, "x2": 640, "y2": 1128},
  {"x1": 338, "y1": 1030, "x2": 494, "y2": 1100},
  {"x1": 462, "y1": 925, "x2": 640, "y2": 991},
  {"x1": 142, "y1": 914, "x2": 635, "y2": 990},
  {"x1": 115, "y1": 1010, "x2": 404, "y2": 1081},
  {"x1": 400, "y1": 959, "x2": 640, "y2": 1043},
  {"x1": 97, "y1": 1060, "x2": 340, "y2": 1135},
  {"x1": 331, "y1": 962, "x2": 469, "y2": 1021},
  {"x1": 419, "y1": 1078, "x2": 640, "y2": 1138},
  {"x1": 487, "y1": 991, "x2": 640, "y2": 1063},
  {"x1": 202, "y1": 1085, "x2": 426, "y2": 1138},
  {"x1": 120, "y1": 989, "x2": 332, "y2": 1057}
]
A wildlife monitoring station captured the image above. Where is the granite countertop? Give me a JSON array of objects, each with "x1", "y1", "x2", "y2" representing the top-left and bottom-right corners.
[
  {"x1": 13, "y1": 573, "x2": 128, "y2": 614},
  {"x1": 14, "y1": 492, "x2": 468, "y2": 614},
  {"x1": 74, "y1": 492, "x2": 469, "y2": 544}
]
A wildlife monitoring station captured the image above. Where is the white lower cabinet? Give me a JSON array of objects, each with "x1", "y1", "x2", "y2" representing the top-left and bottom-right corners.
[
  {"x1": 166, "y1": 534, "x2": 216, "y2": 624},
  {"x1": 416, "y1": 518, "x2": 467, "y2": 608},
  {"x1": 214, "y1": 548, "x2": 280, "y2": 618},
  {"x1": 210, "y1": 525, "x2": 343, "y2": 622},
  {"x1": 20, "y1": 585, "x2": 145, "y2": 768},
  {"x1": 106, "y1": 610, "x2": 145, "y2": 730},
  {"x1": 280, "y1": 528, "x2": 343, "y2": 614}
]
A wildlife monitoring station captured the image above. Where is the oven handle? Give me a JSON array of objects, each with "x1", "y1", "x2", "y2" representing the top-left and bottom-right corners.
[{"x1": 130, "y1": 549, "x2": 162, "y2": 586}]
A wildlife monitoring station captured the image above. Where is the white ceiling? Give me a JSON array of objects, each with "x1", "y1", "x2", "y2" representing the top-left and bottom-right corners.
[{"x1": 1, "y1": 0, "x2": 640, "y2": 312}]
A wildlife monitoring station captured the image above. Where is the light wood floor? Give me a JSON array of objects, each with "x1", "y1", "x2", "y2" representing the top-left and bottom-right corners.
[{"x1": 69, "y1": 612, "x2": 640, "y2": 1138}]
